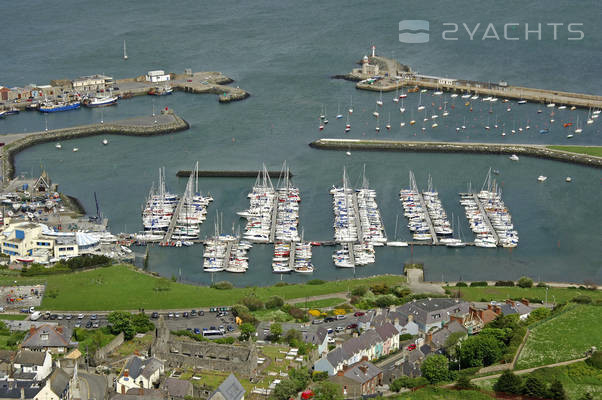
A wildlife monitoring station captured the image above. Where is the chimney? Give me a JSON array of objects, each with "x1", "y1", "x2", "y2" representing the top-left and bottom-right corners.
[
  {"x1": 407, "y1": 315, "x2": 413, "y2": 323},
  {"x1": 29, "y1": 327, "x2": 36, "y2": 336},
  {"x1": 361, "y1": 356, "x2": 368, "y2": 362},
  {"x1": 520, "y1": 298, "x2": 530, "y2": 306},
  {"x1": 336, "y1": 370, "x2": 345, "y2": 376},
  {"x1": 505, "y1": 299, "x2": 514, "y2": 306},
  {"x1": 425, "y1": 332, "x2": 432, "y2": 345},
  {"x1": 124, "y1": 369, "x2": 129, "y2": 378},
  {"x1": 494, "y1": 306, "x2": 502, "y2": 315},
  {"x1": 359, "y1": 365, "x2": 368, "y2": 374}
]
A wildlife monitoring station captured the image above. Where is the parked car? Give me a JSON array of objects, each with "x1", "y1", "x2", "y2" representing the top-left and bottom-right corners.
[
  {"x1": 168, "y1": 312, "x2": 174, "y2": 319},
  {"x1": 85, "y1": 321, "x2": 93, "y2": 328},
  {"x1": 92, "y1": 322, "x2": 99, "y2": 328},
  {"x1": 346, "y1": 323, "x2": 358, "y2": 330},
  {"x1": 327, "y1": 328, "x2": 333, "y2": 334},
  {"x1": 198, "y1": 310, "x2": 204, "y2": 316},
  {"x1": 407, "y1": 344, "x2": 417, "y2": 351},
  {"x1": 74, "y1": 322, "x2": 81, "y2": 328},
  {"x1": 336, "y1": 314, "x2": 346, "y2": 320},
  {"x1": 335, "y1": 326, "x2": 345, "y2": 332},
  {"x1": 227, "y1": 325, "x2": 234, "y2": 332},
  {"x1": 77, "y1": 313, "x2": 85, "y2": 319},
  {"x1": 193, "y1": 328, "x2": 201, "y2": 335},
  {"x1": 151, "y1": 312, "x2": 159, "y2": 319},
  {"x1": 183, "y1": 312, "x2": 189, "y2": 318},
  {"x1": 324, "y1": 317, "x2": 336, "y2": 323},
  {"x1": 354, "y1": 312, "x2": 365, "y2": 317},
  {"x1": 65, "y1": 315, "x2": 72, "y2": 320},
  {"x1": 174, "y1": 313, "x2": 181, "y2": 318},
  {"x1": 90, "y1": 314, "x2": 97, "y2": 320},
  {"x1": 50, "y1": 314, "x2": 58, "y2": 320},
  {"x1": 57, "y1": 315, "x2": 63, "y2": 320},
  {"x1": 312, "y1": 319, "x2": 324, "y2": 325},
  {"x1": 190, "y1": 310, "x2": 197, "y2": 316},
  {"x1": 327, "y1": 336, "x2": 335, "y2": 343}
]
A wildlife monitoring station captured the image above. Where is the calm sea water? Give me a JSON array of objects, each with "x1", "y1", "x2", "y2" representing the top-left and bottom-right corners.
[{"x1": 1, "y1": 0, "x2": 601, "y2": 284}]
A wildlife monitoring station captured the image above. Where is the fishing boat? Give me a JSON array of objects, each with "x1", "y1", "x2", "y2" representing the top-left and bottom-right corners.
[
  {"x1": 83, "y1": 94, "x2": 118, "y2": 107},
  {"x1": 148, "y1": 86, "x2": 173, "y2": 96},
  {"x1": 39, "y1": 100, "x2": 80, "y2": 113}
]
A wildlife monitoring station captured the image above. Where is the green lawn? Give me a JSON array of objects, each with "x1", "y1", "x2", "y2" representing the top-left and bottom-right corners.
[
  {"x1": 475, "y1": 361, "x2": 602, "y2": 400},
  {"x1": 0, "y1": 314, "x2": 28, "y2": 320},
  {"x1": 0, "y1": 264, "x2": 405, "y2": 311},
  {"x1": 447, "y1": 286, "x2": 602, "y2": 304},
  {"x1": 73, "y1": 327, "x2": 116, "y2": 356},
  {"x1": 292, "y1": 297, "x2": 346, "y2": 309},
  {"x1": 547, "y1": 145, "x2": 602, "y2": 157},
  {"x1": 391, "y1": 387, "x2": 494, "y2": 399},
  {"x1": 516, "y1": 305, "x2": 602, "y2": 369}
]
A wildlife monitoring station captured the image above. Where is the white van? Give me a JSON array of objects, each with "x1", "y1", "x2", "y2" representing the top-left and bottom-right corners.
[{"x1": 30, "y1": 311, "x2": 42, "y2": 321}]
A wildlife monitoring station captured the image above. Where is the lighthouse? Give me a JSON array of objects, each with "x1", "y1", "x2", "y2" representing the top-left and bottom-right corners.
[{"x1": 371, "y1": 45, "x2": 376, "y2": 57}]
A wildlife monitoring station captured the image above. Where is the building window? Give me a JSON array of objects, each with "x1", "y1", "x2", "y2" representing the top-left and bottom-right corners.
[
  {"x1": 433, "y1": 314, "x2": 441, "y2": 319},
  {"x1": 41, "y1": 334, "x2": 49, "y2": 341}
]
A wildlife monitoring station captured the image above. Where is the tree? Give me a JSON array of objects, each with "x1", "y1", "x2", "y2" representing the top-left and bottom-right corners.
[
  {"x1": 493, "y1": 370, "x2": 522, "y2": 395},
  {"x1": 131, "y1": 313, "x2": 154, "y2": 333},
  {"x1": 351, "y1": 286, "x2": 368, "y2": 296},
  {"x1": 455, "y1": 375, "x2": 474, "y2": 390},
  {"x1": 269, "y1": 323, "x2": 282, "y2": 342},
  {"x1": 517, "y1": 276, "x2": 533, "y2": 288},
  {"x1": 314, "y1": 381, "x2": 343, "y2": 400},
  {"x1": 271, "y1": 379, "x2": 298, "y2": 400},
  {"x1": 107, "y1": 311, "x2": 136, "y2": 340},
  {"x1": 579, "y1": 393, "x2": 593, "y2": 400},
  {"x1": 241, "y1": 295, "x2": 264, "y2": 311},
  {"x1": 289, "y1": 367, "x2": 311, "y2": 392},
  {"x1": 522, "y1": 376, "x2": 547, "y2": 398},
  {"x1": 420, "y1": 354, "x2": 449, "y2": 384},
  {"x1": 525, "y1": 307, "x2": 551, "y2": 324},
  {"x1": 265, "y1": 296, "x2": 285, "y2": 309},
  {"x1": 459, "y1": 334, "x2": 504, "y2": 368},
  {"x1": 549, "y1": 380, "x2": 568, "y2": 400},
  {"x1": 284, "y1": 329, "x2": 303, "y2": 345},
  {"x1": 239, "y1": 323, "x2": 255, "y2": 341}
]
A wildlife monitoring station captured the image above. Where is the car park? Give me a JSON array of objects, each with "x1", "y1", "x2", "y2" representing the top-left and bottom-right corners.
[
  {"x1": 346, "y1": 323, "x2": 358, "y2": 330},
  {"x1": 324, "y1": 317, "x2": 336, "y2": 323},
  {"x1": 90, "y1": 314, "x2": 97, "y2": 320}
]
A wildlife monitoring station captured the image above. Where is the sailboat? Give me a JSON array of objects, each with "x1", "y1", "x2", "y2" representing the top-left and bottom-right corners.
[
  {"x1": 348, "y1": 95, "x2": 354, "y2": 114},
  {"x1": 386, "y1": 113, "x2": 391, "y2": 130},
  {"x1": 393, "y1": 86, "x2": 399, "y2": 103},
  {"x1": 123, "y1": 40, "x2": 128, "y2": 60},
  {"x1": 387, "y1": 214, "x2": 408, "y2": 247},
  {"x1": 376, "y1": 90, "x2": 383, "y2": 106},
  {"x1": 417, "y1": 91, "x2": 425, "y2": 111},
  {"x1": 336, "y1": 103, "x2": 343, "y2": 119},
  {"x1": 375, "y1": 115, "x2": 380, "y2": 132},
  {"x1": 345, "y1": 113, "x2": 351, "y2": 132}
]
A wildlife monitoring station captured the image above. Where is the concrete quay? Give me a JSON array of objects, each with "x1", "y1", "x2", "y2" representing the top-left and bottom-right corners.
[
  {"x1": 1, "y1": 112, "x2": 189, "y2": 181},
  {"x1": 340, "y1": 53, "x2": 602, "y2": 109},
  {"x1": 309, "y1": 138, "x2": 602, "y2": 168}
]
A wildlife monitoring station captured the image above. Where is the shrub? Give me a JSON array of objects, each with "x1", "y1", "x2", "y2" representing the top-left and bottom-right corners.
[
  {"x1": 421, "y1": 355, "x2": 450, "y2": 384},
  {"x1": 215, "y1": 337, "x2": 235, "y2": 344},
  {"x1": 351, "y1": 285, "x2": 368, "y2": 296},
  {"x1": 517, "y1": 276, "x2": 534, "y2": 288},
  {"x1": 350, "y1": 295, "x2": 361, "y2": 304},
  {"x1": 374, "y1": 294, "x2": 398, "y2": 308},
  {"x1": 265, "y1": 296, "x2": 284, "y2": 309},
  {"x1": 493, "y1": 370, "x2": 523, "y2": 395},
  {"x1": 536, "y1": 282, "x2": 549, "y2": 288},
  {"x1": 572, "y1": 295, "x2": 592, "y2": 304},
  {"x1": 274, "y1": 282, "x2": 289, "y2": 287},
  {"x1": 455, "y1": 375, "x2": 475, "y2": 390},
  {"x1": 289, "y1": 307, "x2": 307, "y2": 321},
  {"x1": 370, "y1": 282, "x2": 390, "y2": 295},
  {"x1": 456, "y1": 282, "x2": 468, "y2": 287},
  {"x1": 306, "y1": 279, "x2": 325, "y2": 285},
  {"x1": 399, "y1": 333, "x2": 413, "y2": 342},
  {"x1": 549, "y1": 379, "x2": 568, "y2": 400},
  {"x1": 312, "y1": 371, "x2": 328, "y2": 382},
  {"x1": 210, "y1": 281, "x2": 233, "y2": 290},
  {"x1": 241, "y1": 295, "x2": 264, "y2": 311},
  {"x1": 586, "y1": 351, "x2": 602, "y2": 369},
  {"x1": 495, "y1": 281, "x2": 515, "y2": 287},
  {"x1": 392, "y1": 286, "x2": 411, "y2": 298},
  {"x1": 522, "y1": 376, "x2": 547, "y2": 398},
  {"x1": 470, "y1": 281, "x2": 488, "y2": 287}
]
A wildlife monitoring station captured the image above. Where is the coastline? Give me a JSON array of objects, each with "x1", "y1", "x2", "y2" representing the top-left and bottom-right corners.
[{"x1": 309, "y1": 138, "x2": 602, "y2": 168}]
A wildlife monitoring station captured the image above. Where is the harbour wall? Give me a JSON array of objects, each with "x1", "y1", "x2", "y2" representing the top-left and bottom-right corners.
[
  {"x1": 1, "y1": 113, "x2": 189, "y2": 181},
  {"x1": 309, "y1": 138, "x2": 602, "y2": 168}
]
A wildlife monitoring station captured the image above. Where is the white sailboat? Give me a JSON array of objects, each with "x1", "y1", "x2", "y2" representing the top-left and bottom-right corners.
[{"x1": 123, "y1": 40, "x2": 128, "y2": 60}]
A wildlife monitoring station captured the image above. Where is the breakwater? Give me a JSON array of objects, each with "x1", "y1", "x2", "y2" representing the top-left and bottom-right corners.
[
  {"x1": 1, "y1": 113, "x2": 189, "y2": 181},
  {"x1": 309, "y1": 138, "x2": 602, "y2": 168},
  {"x1": 176, "y1": 170, "x2": 293, "y2": 178}
]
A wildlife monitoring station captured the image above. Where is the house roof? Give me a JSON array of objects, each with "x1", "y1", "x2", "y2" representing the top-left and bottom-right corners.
[
  {"x1": 115, "y1": 388, "x2": 167, "y2": 400},
  {"x1": 122, "y1": 357, "x2": 163, "y2": 380},
  {"x1": 375, "y1": 322, "x2": 399, "y2": 341},
  {"x1": 0, "y1": 351, "x2": 15, "y2": 364},
  {"x1": 431, "y1": 320, "x2": 467, "y2": 349},
  {"x1": 304, "y1": 327, "x2": 328, "y2": 346},
  {"x1": 14, "y1": 350, "x2": 47, "y2": 366},
  {"x1": 164, "y1": 378, "x2": 192, "y2": 398},
  {"x1": 0, "y1": 379, "x2": 43, "y2": 399},
  {"x1": 343, "y1": 361, "x2": 382, "y2": 384},
  {"x1": 358, "y1": 330, "x2": 381, "y2": 350},
  {"x1": 407, "y1": 348, "x2": 425, "y2": 364},
  {"x1": 326, "y1": 347, "x2": 349, "y2": 367},
  {"x1": 64, "y1": 348, "x2": 82, "y2": 360},
  {"x1": 342, "y1": 337, "x2": 363, "y2": 356},
  {"x1": 21, "y1": 324, "x2": 73, "y2": 349},
  {"x1": 211, "y1": 373, "x2": 245, "y2": 400},
  {"x1": 49, "y1": 368, "x2": 70, "y2": 397},
  {"x1": 396, "y1": 299, "x2": 468, "y2": 326},
  {"x1": 500, "y1": 302, "x2": 532, "y2": 316}
]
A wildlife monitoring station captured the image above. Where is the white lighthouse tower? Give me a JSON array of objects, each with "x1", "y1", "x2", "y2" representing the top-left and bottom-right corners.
[{"x1": 371, "y1": 45, "x2": 376, "y2": 57}]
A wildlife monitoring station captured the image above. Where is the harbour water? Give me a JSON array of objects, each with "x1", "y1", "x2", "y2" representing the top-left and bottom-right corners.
[{"x1": 2, "y1": 0, "x2": 601, "y2": 284}]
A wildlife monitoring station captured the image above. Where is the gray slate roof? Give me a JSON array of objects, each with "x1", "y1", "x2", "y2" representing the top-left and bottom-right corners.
[
  {"x1": 211, "y1": 373, "x2": 245, "y2": 400},
  {"x1": 431, "y1": 320, "x2": 467, "y2": 349},
  {"x1": 49, "y1": 368, "x2": 70, "y2": 397},
  {"x1": 122, "y1": 356, "x2": 163, "y2": 380},
  {"x1": 14, "y1": 350, "x2": 46, "y2": 366},
  {"x1": 375, "y1": 322, "x2": 399, "y2": 341},
  {"x1": 326, "y1": 346, "x2": 349, "y2": 367},
  {"x1": 500, "y1": 302, "x2": 532, "y2": 316},
  {"x1": 396, "y1": 299, "x2": 468, "y2": 326},
  {"x1": 21, "y1": 324, "x2": 73, "y2": 349},
  {"x1": 0, "y1": 379, "x2": 42, "y2": 399},
  {"x1": 343, "y1": 361, "x2": 382, "y2": 384},
  {"x1": 304, "y1": 327, "x2": 328, "y2": 346}
]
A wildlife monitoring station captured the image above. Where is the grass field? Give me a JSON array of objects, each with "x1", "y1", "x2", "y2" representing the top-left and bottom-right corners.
[
  {"x1": 547, "y1": 145, "x2": 602, "y2": 157},
  {"x1": 292, "y1": 297, "x2": 346, "y2": 309},
  {"x1": 475, "y1": 361, "x2": 602, "y2": 400},
  {"x1": 447, "y1": 286, "x2": 602, "y2": 304},
  {"x1": 0, "y1": 265, "x2": 405, "y2": 311},
  {"x1": 0, "y1": 314, "x2": 28, "y2": 320},
  {"x1": 393, "y1": 387, "x2": 494, "y2": 399},
  {"x1": 516, "y1": 305, "x2": 602, "y2": 369}
]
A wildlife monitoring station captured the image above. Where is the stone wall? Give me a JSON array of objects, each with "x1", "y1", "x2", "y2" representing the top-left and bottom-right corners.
[{"x1": 94, "y1": 332, "x2": 125, "y2": 364}]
